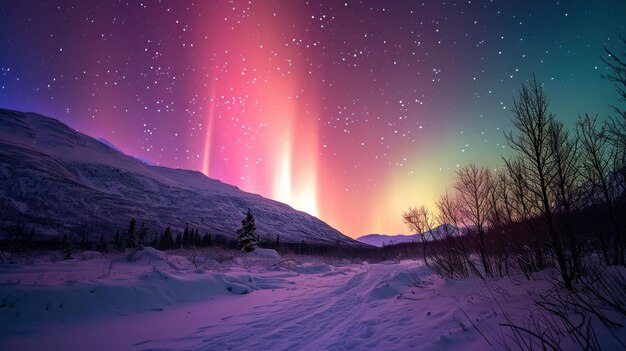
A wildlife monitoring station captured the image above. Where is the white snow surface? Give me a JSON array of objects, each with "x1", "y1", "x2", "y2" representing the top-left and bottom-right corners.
[
  {"x1": 248, "y1": 248, "x2": 281, "y2": 258},
  {"x1": 3, "y1": 248, "x2": 623, "y2": 350}
]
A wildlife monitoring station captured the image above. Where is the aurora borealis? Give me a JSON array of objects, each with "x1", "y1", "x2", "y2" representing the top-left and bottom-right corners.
[{"x1": 1, "y1": 1, "x2": 625, "y2": 237}]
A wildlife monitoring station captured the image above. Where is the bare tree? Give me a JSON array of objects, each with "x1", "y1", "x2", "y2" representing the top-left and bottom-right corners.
[
  {"x1": 402, "y1": 206, "x2": 431, "y2": 265},
  {"x1": 485, "y1": 169, "x2": 504, "y2": 230},
  {"x1": 495, "y1": 169, "x2": 516, "y2": 225},
  {"x1": 434, "y1": 192, "x2": 477, "y2": 278},
  {"x1": 602, "y1": 37, "x2": 626, "y2": 129},
  {"x1": 548, "y1": 120, "x2": 583, "y2": 275},
  {"x1": 436, "y1": 191, "x2": 462, "y2": 235},
  {"x1": 485, "y1": 169, "x2": 517, "y2": 277},
  {"x1": 602, "y1": 39, "x2": 626, "y2": 265},
  {"x1": 505, "y1": 76, "x2": 573, "y2": 289},
  {"x1": 505, "y1": 157, "x2": 535, "y2": 222},
  {"x1": 419, "y1": 205, "x2": 439, "y2": 267},
  {"x1": 418, "y1": 205, "x2": 438, "y2": 243},
  {"x1": 453, "y1": 163, "x2": 492, "y2": 277},
  {"x1": 577, "y1": 114, "x2": 624, "y2": 265}
]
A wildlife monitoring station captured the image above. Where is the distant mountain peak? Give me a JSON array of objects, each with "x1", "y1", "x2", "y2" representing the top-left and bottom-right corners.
[{"x1": 356, "y1": 224, "x2": 461, "y2": 247}]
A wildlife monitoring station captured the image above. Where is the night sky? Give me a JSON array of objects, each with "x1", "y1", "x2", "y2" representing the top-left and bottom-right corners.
[{"x1": 1, "y1": 0, "x2": 625, "y2": 237}]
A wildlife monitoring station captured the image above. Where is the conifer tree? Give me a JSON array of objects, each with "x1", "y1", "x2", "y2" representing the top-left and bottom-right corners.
[
  {"x1": 166, "y1": 228, "x2": 174, "y2": 248},
  {"x1": 113, "y1": 229, "x2": 122, "y2": 251},
  {"x1": 182, "y1": 225, "x2": 189, "y2": 246},
  {"x1": 62, "y1": 235, "x2": 73, "y2": 260},
  {"x1": 167, "y1": 227, "x2": 173, "y2": 248},
  {"x1": 138, "y1": 222, "x2": 148, "y2": 249},
  {"x1": 175, "y1": 233, "x2": 182, "y2": 248},
  {"x1": 125, "y1": 218, "x2": 137, "y2": 249},
  {"x1": 97, "y1": 234, "x2": 107, "y2": 252},
  {"x1": 158, "y1": 232, "x2": 164, "y2": 250},
  {"x1": 203, "y1": 232, "x2": 212, "y2": 247},
  {"x1": 159, "y1": 227, "x2": 171, "y2": 250},
  {"x1": 194, "y1": 229, "x2": 200, "y2": 246},
  {"x1": 237, "y1": 209, "x2": 258, "y2": 252}
]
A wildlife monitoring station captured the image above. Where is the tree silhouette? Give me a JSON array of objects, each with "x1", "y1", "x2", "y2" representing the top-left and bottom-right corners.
[
  {"x1": 453, "y1": 164, "x2": 492, "y2": 276},
  {"x1": 125, "y1": 218, "x2": 137, "y2": 249},
  {"x1": 237, "y1": 209, "x2": 258, "y2": 252},
  {"x1": 504, "y1": 76, "x2": 574, "y2": 289},
  {"x1": 138, "y1": 222, "x2": 148, "y2": 249}
]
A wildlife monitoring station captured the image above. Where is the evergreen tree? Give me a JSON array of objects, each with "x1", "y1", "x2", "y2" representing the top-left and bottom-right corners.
[
  {"x1": 97, "y1": 234, "x2": 107, "y2": 252},
  {"x1": 62, "y1": 235, "x2": 73, "y2": 260},
  {"x1": 125, "y1": 218, "x2": 137, "y2": 249},
  {"x1": 175, "y1": 233, "x2": 182, "y2": 248},
  {"x1": 137, "y1": 222, "x2": 148, "y2": 249},
  {"x1": 276, "y1": 234, "x2": 280, "y2": 248},
  {"x1": 159, "y1": 227, "x2": 170, "y2": 250},
  {"x1": 237, "y1": 209, "x2": 258, "y2": 252},
  {"x1": 167, "y1": 227, "x2": 173, "y2": 249},
  {"x1": 202, "y1": 232, "x2": 212, "y2": 247},
  {"x1": 182, "y1": 225, "x2": 189, "y2": 246},
  {"x1": 194, "y1": 229, "x2": 200, "y2": 246},
  {"x1": 113, "y1": 229, "x2": 122, "y2": 251},
  {"x1": 166, "y1": 228, "x2": 175, "y2": 248}
]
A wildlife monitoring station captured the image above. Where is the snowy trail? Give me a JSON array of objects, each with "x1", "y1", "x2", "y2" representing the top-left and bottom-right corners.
[
  {"x1": 129, "y1": 262, "x2": 416, "y2": 351},
  {"x1": 1, "y1": 261, "x2": 434, "y2": 351},
  {"x1": 185, "y1": 266, "x2": 390, "y2": 350},
  {"x1": 3, "y1": 258, "x2": 518, "y2": 351}
]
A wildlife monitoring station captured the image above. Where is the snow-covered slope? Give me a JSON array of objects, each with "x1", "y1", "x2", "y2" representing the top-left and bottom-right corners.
[
  {"x1": 357, "y1": 224, "x2": 459, "y2": 247},
  {"x1": 98, "y1": 138, "x2": 156, "y2": 166},
  {"x1": 0, "y1": 108, "x2": 366, "y2": 246}
]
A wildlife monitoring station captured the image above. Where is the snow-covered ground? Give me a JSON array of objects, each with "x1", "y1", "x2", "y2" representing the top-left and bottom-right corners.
[{"x1": 1, "y1": 248, "x2": 624, "y2": 350}]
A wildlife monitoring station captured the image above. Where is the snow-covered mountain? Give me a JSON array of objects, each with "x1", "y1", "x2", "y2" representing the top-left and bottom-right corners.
[
  {"x1": 0, "y1": 108, "x2": 367, "y2": 247},
  {"x1": 97, "y1": 138, "x2": 156, "y2": 166},
  {"x1": 357, "y1": 224, "x2": 459, "y2": 247}
]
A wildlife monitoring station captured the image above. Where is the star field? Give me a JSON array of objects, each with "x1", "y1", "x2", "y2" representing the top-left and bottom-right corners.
[{"x1": 1, "y1": 0, "x2": 624, "y2": 237}]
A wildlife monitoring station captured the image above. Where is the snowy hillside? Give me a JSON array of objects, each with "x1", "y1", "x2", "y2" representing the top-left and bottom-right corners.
[
  {"x1": 0, "y1": 108, "x2": 366, "y2": 246},
  {"x1": 357, "y1": 224, "x2": 460, "y2": 247}
]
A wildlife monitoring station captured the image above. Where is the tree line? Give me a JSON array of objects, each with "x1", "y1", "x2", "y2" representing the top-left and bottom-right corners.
[
  {"x1": 1, "y1": 210, "x2": 378, "y2": 260},
  {"x1": 402, "y1": 40, "x2": 626, "y2": 290}
]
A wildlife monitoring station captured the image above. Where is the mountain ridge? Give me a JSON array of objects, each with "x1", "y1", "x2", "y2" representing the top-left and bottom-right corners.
[
  {"x1": 0, "y1": 108, "x2": 368, "y2": 247},
  {"x1": 356, "y1": 224, "x2": 460, "y2": 247}
]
